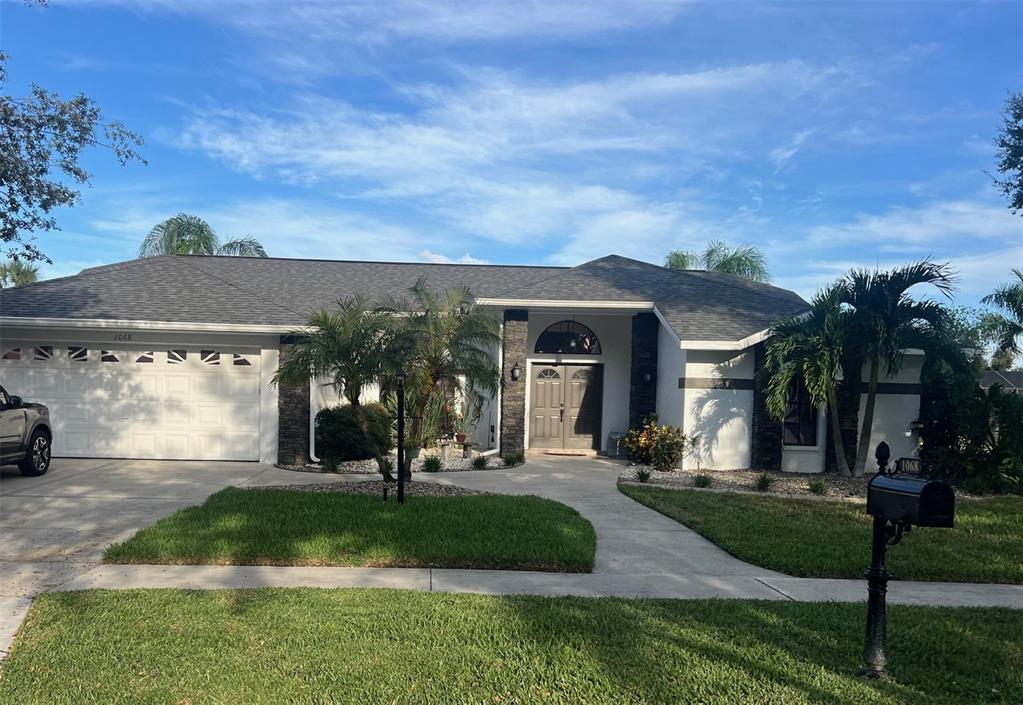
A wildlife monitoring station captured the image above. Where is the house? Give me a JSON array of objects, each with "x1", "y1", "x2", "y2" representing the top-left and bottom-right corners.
[
  {"x1": 0, "y1": 254, "x2": 923, "y2": 472},
  {"x1": 980, "y1": 369, "x2": 1023, "y2": 393}
]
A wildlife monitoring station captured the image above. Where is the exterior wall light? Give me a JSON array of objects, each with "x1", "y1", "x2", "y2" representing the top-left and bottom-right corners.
[
  {"x1": 643, "y1": 372, "x2": 653, "y2": 383},
  {"x1": 510, "y1": 364, "x2": 521, "y2": 382}
]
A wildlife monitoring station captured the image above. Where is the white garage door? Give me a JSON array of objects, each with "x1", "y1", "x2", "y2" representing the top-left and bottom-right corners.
[{"x1": 0, "y1": 344, "x2": 261, "y2": 460}]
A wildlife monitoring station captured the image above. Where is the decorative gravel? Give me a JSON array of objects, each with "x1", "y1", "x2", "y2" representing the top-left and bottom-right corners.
[
  {"x1": 618, "y1": 466, "x2": 982, "y2": 499},
  {"x1": 261, "y1": 480, "x2": 487, "y2": 497},
  {"x1": 282, "y1": 451, "x2": 507, "y2": 475}
]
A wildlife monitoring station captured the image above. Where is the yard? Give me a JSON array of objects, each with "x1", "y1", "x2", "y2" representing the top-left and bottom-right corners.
[
  {"x1": 104, "y1": 487, "x2": 595, "y2": 572},
  {"x1": 620, "y1": 484, "x2": 1023, "y2": 584},
  {"x1": 1, "y1": 589, "x2": 1019, "y2": 705}
]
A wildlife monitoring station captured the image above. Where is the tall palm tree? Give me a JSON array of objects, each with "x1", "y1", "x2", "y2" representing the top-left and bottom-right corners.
[
  {"x1": 273, "y1": 295, "x2": 392, "y2": 406},
  {"x1": 664, "y1": 240, "x2": 770, "y2": 282},
  {"x1": 138, "y1": 213, "x2": 268, "y2": 258},
  {"x1": 0, "y1": 258, "x2": 39, "y2": 287},
  {"x1": 761, "y1": 286, "x2": 854, "y2": 476},
  {"x1": 840, "y1": 260, "x2": 955, "y2": 475},
  {"x1": 378, "y1": 278, "x2": 500, "y2": 465},
  {"x1": 982, "y1": 269, "x2": 1023, "y2": 357}
]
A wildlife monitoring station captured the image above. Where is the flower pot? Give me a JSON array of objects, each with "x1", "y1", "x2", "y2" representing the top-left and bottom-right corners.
[{"x1": 455, "y1": 433, "x2": 466, "y2": 443}]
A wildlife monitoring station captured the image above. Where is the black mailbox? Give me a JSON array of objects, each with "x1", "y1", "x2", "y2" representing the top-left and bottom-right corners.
[{"x1": 867, "y1": 473, "x2": 955, "y2": 528}]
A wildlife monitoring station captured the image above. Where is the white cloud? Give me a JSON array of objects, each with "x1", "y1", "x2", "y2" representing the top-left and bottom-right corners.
[
  {"x1": 70, "y1": 0, "x2": 690, "y2": 43},
  {"x1": 769, "y1": 129, "x2": 814, "y2": 168},
  {"x1": 418, "y1": 250, "x2": 489, "y2": 265},
  {"x1": 806, "y1": 199, "x2": 1021, "y2": 248}
]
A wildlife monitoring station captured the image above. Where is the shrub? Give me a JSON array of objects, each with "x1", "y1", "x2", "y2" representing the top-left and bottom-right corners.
[
  {"x1": 693, "y1": 473, "x2": 712, "y2": 488},
  {"x1": 471, "y1": 455, "x2": 489, "y2": 470},
  {"x1": 624, "y1": 415, "x2": 694, "y2": 472},
  {"x1": 501, "y1": 452, "x2": 525, "y2": 467},
  {"x1": 315, "y1": 402, "x2": 392, "y2": 462},
  {"x1": 422, "y1": 455, "x2": 443, "y2": 473},
  {"x1": 322, "y1": 455, "x2": 341, "y2": 472},
  {"x1": 754, "y1": 473, "x2": 775, "y2": 492},
  {"x1": 635, "y1": 468, "x2": 652, "y2": 483},
  {"x1": 920, "y1": 362, "x2": 1023, "y2": 494},
  {"x1": 808, "y1": 478, "x2": 827, "y2": 495}
]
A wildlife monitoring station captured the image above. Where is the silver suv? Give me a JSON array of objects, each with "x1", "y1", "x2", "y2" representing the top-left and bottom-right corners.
[{"x1": 0, "y1": 385, "x2": 52, "y2": 476}]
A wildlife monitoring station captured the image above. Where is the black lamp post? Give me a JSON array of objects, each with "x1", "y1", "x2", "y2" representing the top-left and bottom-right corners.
[{"x1": 396, "y1": 368, "x2": 406, "y2": 504}]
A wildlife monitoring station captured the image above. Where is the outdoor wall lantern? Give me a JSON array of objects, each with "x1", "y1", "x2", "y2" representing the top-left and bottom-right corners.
[
  {"x1": 643, "y1": 371, "x2": 653, "y2": 383},
  {"x1": 510, "y1": 363, "x2": 521, "y2": 382},
  {"x1": 862, "y1": 441, "x2": 955, "y2": 678}
]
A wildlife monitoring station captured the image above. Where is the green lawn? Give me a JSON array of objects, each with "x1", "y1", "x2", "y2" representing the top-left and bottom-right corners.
[
  {"x1": 104, "y1": 488, "x2": 595, "y2": 572},
  {"x1": 620, "y1": 484, "x2": 1023, "y2": 583},
  {"x1": 2, "y1": 589, "x2": 1019, "y2": 705}
]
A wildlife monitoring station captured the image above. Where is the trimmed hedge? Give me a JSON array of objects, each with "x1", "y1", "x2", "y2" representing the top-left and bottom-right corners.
[{"x1": 315, "y1": 402, "x2": 392, "y2": 462}]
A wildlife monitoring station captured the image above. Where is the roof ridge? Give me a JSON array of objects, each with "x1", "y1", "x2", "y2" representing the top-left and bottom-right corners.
[
  {"x1": 176, "y1": 254, "x2": 568, "y2": 270},
  {"x1": 681, "y1": 268, "x2": 808, "y2": 307},
  {"x1": 489, "y1": 254, "x2": 622, "y2": 298}
]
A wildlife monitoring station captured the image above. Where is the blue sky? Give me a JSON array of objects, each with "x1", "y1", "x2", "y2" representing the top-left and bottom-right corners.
[{"x1": 3, "y1": 0, "x2": 1021, "y2": 304}]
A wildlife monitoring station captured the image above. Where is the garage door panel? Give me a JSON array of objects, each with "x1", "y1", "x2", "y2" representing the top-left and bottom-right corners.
[{"x1": 0, "y1": 344, "x2": 261, "y2": 461}]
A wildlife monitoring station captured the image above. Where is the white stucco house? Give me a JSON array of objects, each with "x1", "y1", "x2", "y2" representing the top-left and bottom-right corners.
[{"x1": 0, "y1": 253, "x2": 923, "y2": 471}]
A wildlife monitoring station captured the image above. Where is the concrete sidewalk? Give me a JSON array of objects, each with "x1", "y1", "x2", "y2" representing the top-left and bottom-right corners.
[{"x1": 48, "y1": 563, "x2": 1023, "y2": 608}]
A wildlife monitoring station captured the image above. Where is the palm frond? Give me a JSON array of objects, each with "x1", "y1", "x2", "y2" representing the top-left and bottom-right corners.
[
  {"x1": 216, "y1": 236, "x2": 268, "y2": 257},
  {"x1": 663, "y1": 249, "x2": 699, "y2": 270}
]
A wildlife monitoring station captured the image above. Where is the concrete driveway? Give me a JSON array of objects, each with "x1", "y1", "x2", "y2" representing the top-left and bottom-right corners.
[{"x1": 0, "y1": 458, "x2": 340, "y2": 598}]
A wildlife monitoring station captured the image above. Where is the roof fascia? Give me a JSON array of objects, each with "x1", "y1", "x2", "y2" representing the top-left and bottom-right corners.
[{"x1": 0, "y1": 316, "x2": 297, "y2": 335}]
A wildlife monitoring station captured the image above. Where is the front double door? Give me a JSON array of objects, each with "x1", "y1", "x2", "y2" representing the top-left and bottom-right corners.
[{"x1": 529, "y1": 364, "x2": 603, "y2": 450}]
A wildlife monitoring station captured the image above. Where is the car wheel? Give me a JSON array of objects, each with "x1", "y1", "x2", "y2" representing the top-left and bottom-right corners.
[{"x1": 19, "y1": 430, "x2": 51, "y2": 477}]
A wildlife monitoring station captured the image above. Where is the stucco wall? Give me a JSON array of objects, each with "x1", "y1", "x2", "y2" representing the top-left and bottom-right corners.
[
  {"x1": 681, "y1": 350, "x2": 754, "y2": 470},
  {"x1": 860, "y1": 353, "x2": 924, "y2": 466},
  {"x1": 655, "y1": 324, "x2": 685, "y2": 428},
  {"x1": 524, "y1": 312, "x2": 632, "y2": 452},
  {"x1": 779, "y1": 353, "x2": 924, "y2": 474}
]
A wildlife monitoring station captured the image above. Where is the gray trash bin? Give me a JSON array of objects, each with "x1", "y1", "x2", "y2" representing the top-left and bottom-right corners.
[{"x1": 606, "y1": 431, "x2": 628, "y2": 459}]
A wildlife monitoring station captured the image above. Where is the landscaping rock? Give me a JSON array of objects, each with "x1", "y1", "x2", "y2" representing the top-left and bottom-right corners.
[
  {"x1": 282, "y1": 452, "x2": 507, "y2": 475},
  {"x1": 618, "y1": 467, "x2": 981, "y2": 499},
  {"x1": 263, "y1": 480, "x2": 487, "y2": 497}
]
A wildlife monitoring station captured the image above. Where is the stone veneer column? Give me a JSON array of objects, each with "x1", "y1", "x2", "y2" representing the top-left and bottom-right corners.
[
  {"x1": 628, "y1": 312, "x2": 659, "y2": 429},
  {"x1": 750, "y1": 342, "x2": 782, "y2": 471},
  {"x1": 277, "y1": 337, "x2": 310, "y2": 466},
  {"x1": 499, "y1": 309, "x2": 528, "y2": 456}
]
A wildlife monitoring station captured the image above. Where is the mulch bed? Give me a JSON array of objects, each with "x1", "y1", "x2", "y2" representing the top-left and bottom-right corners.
[
  {"x1": 618, "y1": 466, "x2": 984, "y2": 500},
  {"x1": 258, "y1": 480, "x2": 487, "y2": 497}
]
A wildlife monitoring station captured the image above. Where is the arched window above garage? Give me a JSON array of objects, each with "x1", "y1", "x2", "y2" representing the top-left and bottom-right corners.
[{"x1": 534, "y1": 320, "x2": 602, "y2": 355}]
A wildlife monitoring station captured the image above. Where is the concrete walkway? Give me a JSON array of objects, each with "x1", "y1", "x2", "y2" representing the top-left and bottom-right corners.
[{"x1": 2, "y1": 456, "x2": 1021, "y2": 658}]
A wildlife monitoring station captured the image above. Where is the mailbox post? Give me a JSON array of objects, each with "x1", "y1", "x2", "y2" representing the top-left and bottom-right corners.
[{"x1": 863, "y1": 441, "x2": 955, "y2": 678}]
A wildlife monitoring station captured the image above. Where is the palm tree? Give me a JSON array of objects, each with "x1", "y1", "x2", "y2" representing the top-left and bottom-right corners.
[
  {"x1": 982, "y1": 269, "x2": 1023, "y2": 357},
  {"x1": 378, "y1": 278, "x2": 501, "y2": 469},
  {"x1": 664, "y1": 240, "x2": 770, "y2": 281},
  {"x1": 761, "y1": 286, "x2": 854, "y2": 476},
  {"x1": 0, "y1": 258, "x2": 39, "y2": 287},
  {"x1": 839, "y1": 260, "x2": 955, "y2": 475},
  {"x1": 138, "y1": 213, "x2": 268, "y2": 258},
  {"x1": 273, "y1": 295, "x2": 392, "y2": 406}
]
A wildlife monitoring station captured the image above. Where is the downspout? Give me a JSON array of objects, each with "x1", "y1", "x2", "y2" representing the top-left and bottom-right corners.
[
  {"x1": 308, "y1": 378, "x2": 320, "y2": 464},
  {"x1": 494, "y1": 319, "x2": 503, "y2": 453}
]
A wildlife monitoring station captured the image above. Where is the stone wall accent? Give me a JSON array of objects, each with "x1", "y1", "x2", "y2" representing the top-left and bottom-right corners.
[
  {"x1": 750, "y1": 342, "x2": 782, "y2": 471},
  {"x1": 499, "y1": 309, "x2": 528, "y2": 457},
  {"x1": 277, "y1": 337, "x2": 310, "y2": 466},
  {"x1": 628, "y1": 312, "x2": 659, "y2": 429}
]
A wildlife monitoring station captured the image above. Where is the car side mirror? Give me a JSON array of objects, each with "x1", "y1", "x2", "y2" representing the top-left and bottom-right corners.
[{"x1": 8, "y1": 395, "x2": 23, "y2": 409}]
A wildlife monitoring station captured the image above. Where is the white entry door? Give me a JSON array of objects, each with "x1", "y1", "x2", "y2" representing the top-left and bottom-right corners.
[{"x1": 0, "y1": 344, "x2": 261, "y2": 461}]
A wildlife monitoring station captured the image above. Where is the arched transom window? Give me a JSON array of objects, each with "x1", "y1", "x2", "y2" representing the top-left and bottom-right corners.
[{"x1": 534, "y1": 320, "x2": 602, "y2": 355}]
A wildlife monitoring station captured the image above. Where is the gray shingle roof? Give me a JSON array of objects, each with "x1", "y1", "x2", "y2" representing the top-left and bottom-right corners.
[
  {"x1": 0, "y1": 253, "x2": 809, "y2": 341},
  {"x1": 981, "y1": 369, "x2": 1023, "y2": 391},
  {"x1": 488, "y1": 255, "x2": 809, "y2": 341}
]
